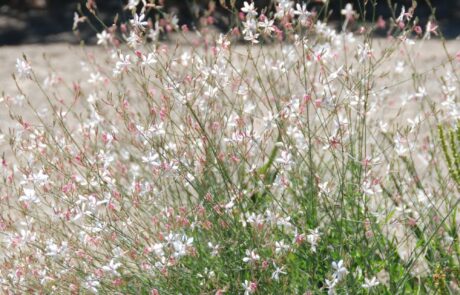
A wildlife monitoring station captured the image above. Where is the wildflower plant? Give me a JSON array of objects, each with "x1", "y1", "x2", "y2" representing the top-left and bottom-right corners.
[{"x1": 1, "y1": 0, "x2": 460, "y2": 294}]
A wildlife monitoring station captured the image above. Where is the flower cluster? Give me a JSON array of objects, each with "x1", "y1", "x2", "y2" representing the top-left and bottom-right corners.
[{"x1": 1, "y1": 0, "x2": 459, "y2": 294}]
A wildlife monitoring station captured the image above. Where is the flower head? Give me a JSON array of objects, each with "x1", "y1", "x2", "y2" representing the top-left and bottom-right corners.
[
  {"x1": 241, "y1": 1, "x2": 258, "y2": 18},
  {"x1": 332, "y1": 260, "x2": 348, "y2": 281},
  {"x1": 96, "y1": 30, "x2": 111, "y2": 46},
  {"x1": 16, "y1": 58, "x2": 32, "y2": 79},
  {"x1": 341, "y1": 3, "x2": 356, "y2": 21},
  {"x1": 362, "y1": 276, "x2": 380, "y2": 289},
  {"x1": 130, "y1": 13, "x2": 148, "y2": 30},
  {"x1": 242, "y1": 280, "x2": 257, "y2": 295}
]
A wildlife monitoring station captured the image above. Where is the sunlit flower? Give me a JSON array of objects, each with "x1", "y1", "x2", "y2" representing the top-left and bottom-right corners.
[
  {"x1": 130, "y1": 13, "x2": 148, "y2": 30},
  {"x1": 16, "y1": 58, "x2": 32, "y2": 79},
  {"x1": 241, "y1": 1, "x2": 257, "y2": 17},
  {"x1": 294, "y1": 3, "x2": 311, "y2": 25},
  {"x1": 362, "y1": 276, "x2": 380, "y2": 289},
  {"x1": 126, "y1": 0, "x2": 140, "y2": 10},
  {"x1": 19, "y1": 188, "x2": 40, "y2": 203},
  {"x1": 243, "y1": 249, "x2": 260, "y2": 263},
  {"x1": 341, "y1": 3, "x2": 356, "y2": 21},
  {"x1": 84, "y1": 276, "x2": 100, "y2": 293},
  {"x1": 102, "y1": 259, "x2": 122, "y2": 276},
  {"x1": 325, "y1": 278, "x2": 337, "y2": 295},
  {"x1": 96, "y1": 30, "x2": 110, "y2": 46},
  {"x1": 242, "y1": 280, "x2": 257, "y2": 295},
  {"x1": 271, "y1": 263, "x2": 287, "y2": 281},
  {"x1": 258, "y1": 18, "x2": 275, "y2": 35},
  {"x1": 72, "y1": 12, "x2": 86, "y2": 30},
  {"x1": 306, "y1": 228, "x2": 321, "y2": 252},
  {"x1": 332, "y1": 260, "x2": 348, "y2": 281}
]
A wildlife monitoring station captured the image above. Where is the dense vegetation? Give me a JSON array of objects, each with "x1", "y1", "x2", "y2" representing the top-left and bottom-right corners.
[{"x1": 1, "y1": 0, "x2": 460, "y2": 293}]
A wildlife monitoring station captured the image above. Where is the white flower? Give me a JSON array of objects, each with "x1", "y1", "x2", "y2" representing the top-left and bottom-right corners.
[
  {"x1": 45, "y1": 240, "x2": 67, "y2": 257},
  {"x1": 362, "y1": 276, "x2": 380, "y2": 289},
  {"x1": 242, "y1": 249, "x2": 260, "y2": 263},
  {"x1": 19, "y1": 188, "x2": 40, "y2": 203},
  {"x1": 242, "y1": 280, "x2": 256, "y2": 295},
  {"x1": 16, "y1": 58, "x2": 32, "y2": 79},
  {"x1": 244, "y1": 31, "x2": 260, "y2": 44},
  {"x1": 112, "y1": 247, "x2": 126, "y2": 258},
  {"x1": 217, "y1": 34, "x2": 231, "y2": 49},
  {"x1": 126, "y1": 0, "x2": 140, "y2": 10},
  {"x1": 142, "y1": 53, "x2": 157, "y2": 66},
  {"x1": 275, "y1": 150, "x2": 293, "y2": 169},
  {"x1": 224, "y1": 198, "x2": 235, "y2": 211},
  {"x1": 12, "y1": 94, "x2": 25, "y2": 106},
  {"x1": 415, "y1": 87, "x2": 427, "y2": 98},
  {"x1": 113, "y1": 54, "x2": 132, "y2": 76},
  {"x1": 275, "y1": 240, "x2": 290, "y2": 254},
  {"x1": 170, "y1": 14, "x2": 179, "y2": 30},
  {"x1": 379, "y1": 121, "x2": 388, "y2": 133},
  {"x1": 271, "y1": 264, "x2": 287, "y2": 281},
  {"x1": 244, "y1": 102, "x2": 256, "y2": 114},
  {"x1": 87, "y1": 93, "x2": 98, "y2": 103},
  {"x1": 357, "y1": 43, "x2": 373, "y2": 62},
  {"x1": 241, "y1": 1, "x2": 257, "y2": 17},
  {"x1": 394, "y1": 134, "x2": 408, "y2": 156},
  {"x1": 327, "y1": 66, "x2": 343, "y2": 82},
  {"x1": 306, "y1": 228, "x2": 321, "y2": 252},
  {"x1": 341, "y1": 3, "x2": 356, "y2": 20},
  {"x1": 395, "y1": 204, "x2": 412, "y2": 215},
  {"x1": 88, "y1": 72, "x2": 103, "y2": 84},
  {"x1": 246, "y1": 212, "x2": 264, "y2": 227},
  {"x1": 258, "y1": 18, "x2": 275, "y2": 35},
  {"x1": 102, "y1": 259, "x2": 122, "y2": 276},
  {"x1": 332, "y1": 260, "x2": 348, "y2": 281},
  {"x1": 276, "y1": 216, "x2": 292, "y2": 228},
  {"x1": 126, "y1": 31, "x2": 142, "y2": 48},
  {"x1": 395, "y1": 61, "x2": 405, "y2": 73},
  {"x1": 172, "y1": 235, "x2": 193, "y2": 258},
  {"x1": 243, "y1": 16, "x2": 257, "y2": 32},
  {"x1": 275, "y1": 0, "x2": 294, "y2": 18},
  {"x1": 130, "y1": 13, "x2": 148, "y2": 30},
  {"x1": 325, "y1": 278, "x2": 337, "y2": 295},
  {"x1": 424, "y1": 21, "x2": 439, "y2": 39},
  {"x1": 294, "y1": 3, "x2": 311, "y2": 25},
  {"x1": 208, "y1": 242, "x2": 220, "y2": 257},
  {"x1": 43, "y1": 73, "x2": 59, "y2": 88},
  {"x1": 96, "y1": 30, "x2": 110, "y2": 46},
  {"x1": 396, "y1": 6, "x2": 412, "y2": 23},
  {"x1": 84, "y1": 276, "x2": 100, "y2": 293},
  {"x1": 72, "y1": 12, "x2": 86, "y2": 30},
  {"x1": 148, "y1": 23, "x2": 161, "y2": 42},
  {"x1": 151, "y1": 243, "x2": 164, "y2": 257},
  {"x1": 263, "y1": 111, "x2": 278, "y2": 129}
]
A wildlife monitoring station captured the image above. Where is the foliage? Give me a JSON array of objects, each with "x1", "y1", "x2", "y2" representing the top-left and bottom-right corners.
[{"x1": 1, "y1": 0, "x2": 460, "y2": 294}]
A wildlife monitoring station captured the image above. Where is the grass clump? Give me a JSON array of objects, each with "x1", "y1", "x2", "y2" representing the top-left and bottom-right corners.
[{"x1": 0, "y1": 0, "x2": 459, "y2": 294}]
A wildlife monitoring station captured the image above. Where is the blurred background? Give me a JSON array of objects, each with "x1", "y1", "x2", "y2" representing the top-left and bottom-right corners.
[{"x1": 1, "y1": 0, "x2": 459, "y2": 45}]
